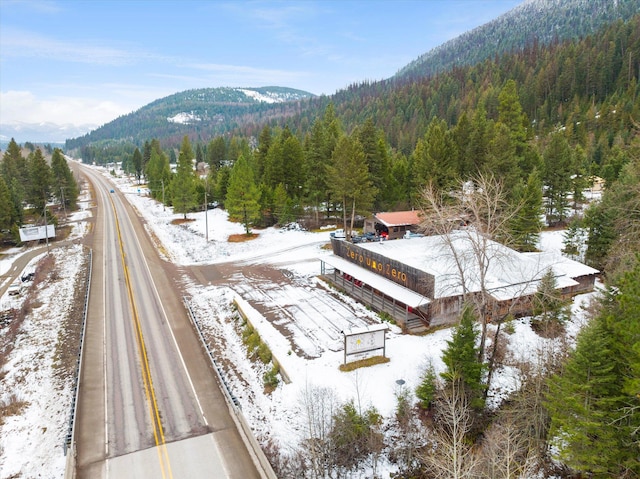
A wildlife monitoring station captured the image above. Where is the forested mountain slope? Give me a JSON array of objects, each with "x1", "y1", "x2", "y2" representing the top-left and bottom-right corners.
[
  {"x1": 66, "y1": 0, "x2": 640, "y2": 154},
  {"x1": 65, "y1": 87, "x2": 315, "y2": 151},
  {"x1": 395, "y1": 0, "x2": 640, "y2": 81}
]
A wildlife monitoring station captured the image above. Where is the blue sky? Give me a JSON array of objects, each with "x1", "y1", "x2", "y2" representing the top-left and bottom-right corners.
[{"x1": 0, "y1": 0, "x2": 523, "y2": 133}]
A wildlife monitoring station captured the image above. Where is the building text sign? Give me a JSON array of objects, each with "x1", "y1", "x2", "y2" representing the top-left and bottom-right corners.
[{"x1": 331, "y1": 238, "x2": 434, "y2": 297}]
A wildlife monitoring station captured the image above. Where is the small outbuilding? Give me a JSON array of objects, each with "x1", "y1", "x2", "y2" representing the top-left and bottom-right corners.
[{"x1": 363, "y1": 210, "x2": 423, "y2": 240}]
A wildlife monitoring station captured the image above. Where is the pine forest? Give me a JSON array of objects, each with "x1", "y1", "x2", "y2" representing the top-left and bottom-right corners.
[{"x1": 2, "y1": 7, "x2": 640, "y2": 479}]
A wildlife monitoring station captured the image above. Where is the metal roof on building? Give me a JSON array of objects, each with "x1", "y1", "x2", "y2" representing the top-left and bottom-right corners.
[
  {"x1": 354, "y1": 230, "x2": 597, "y2": 301},
  {"x1": 374, "y1": 210, "x2": 423, "y2": 227}
]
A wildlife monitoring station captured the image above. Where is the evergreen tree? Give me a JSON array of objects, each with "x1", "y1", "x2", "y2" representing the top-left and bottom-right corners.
[
  {"x1": 468, "y1": 106, "x2": 491, "y2": 174},
  {"x1": 142, "y1": 140, "x2": 152, "y2": 178},
  {"x1": 329, "y1": 400, "x2": 383, "y2": 472},
  {"x1": 214, "y1": 165, "x2": 231, "y2": 208},
  {"x1": 1, "y1": 138, "x2": 27, "y2": 185},
  {"x1": 497, "y1": 79, "x2": 528, "y2": 152},
  {"x1": 304, "y1": 119, "x2": 329, "y2": 222},
  {"x1": 263, "y1": 126, "x2": 303, "y2": 198},
  {"x1": 280, "y1": 132, "x2": 304, "y2": 198},
  {"x1": 120, "y1": 150, "x2": 134, "y2": 176},
  {"x1": 415, "y1": 363, "x2": 438, "y2": 410},
  {"x1": 26, "y1": 148, "x2": 53, "y2": 211},
  {"x1": 441, "y1": 305, "x2": 486, "y2": 410},
  {"x1": 532, "y1": 268, "x2": 569, "y2": 333},
  {"x1": 227, "y1": 137, "x2": 251, "y2": 165},
  {"x1": 452, "y1": 112, "x2": 473, "y2": 177},
  {"x1": 411, "y1": 118, "x2": 456, "y2": 192},
  {"x1": 562, "y1": 217, "x2": 585, "y2": 261},
  {"x1": 225, "y1": 154, "x2": 261, "y2": 234},
  {"x1": 254, "y1": 125, "x2": 272, "y2": 183},
  {"x1": 509, "y1": 168, "x2": 543, "y2": 252},
  {"x1": 543, "y1": 133, "x2": 574, "y2": 225},
  {"x1": 547, "y1": 258, "x2": 640, "y2": 476},
  {"x1": 51, "y1": 148, "x2": 79, "y2": 209},
  {"x1": 326, "y1": 134, "x2": 376, "y2": 237},
  {"x1": 195, "y1": 143, "x2": 204, "y2": 165},
  {"x1": 357, "y1": 118, "x2": 390, "y2": 210},
  {"x1": 486, "y1": 122, "x2": 520, "y2": 192},
  {"x1": 146, "y1": 145, "x2": 171, "y2": 203},
  {"x1": 585, "y1": 157, "x2": 640, "y2": 277},
  {"x1": 207, "y1": 136, "x2": 227, "y2": 170},
  {"x1": 546, "y1": 317, "x2": 629, "y2": 475},
  {"x1": 584, "y1": 196, "x2": 618, "y2": 271},
  {"x1": 273, "y1": 183, "x2": 293, "y2": 225},
  {"x1": 571, "y1": 144, "x2": 589, "y2": 214},
  {"x1": 0, "y1": 176, "x2": 12, "y2": 232},
  {"x1": 1, "y1": 138, "x2": 27, "y2": 225},
  {"x1": 171, "y1": 135, "x2": 197, "y2": 219},
  {"x1": 132, "y1": 148, "x2": 143, "y2": 183}
]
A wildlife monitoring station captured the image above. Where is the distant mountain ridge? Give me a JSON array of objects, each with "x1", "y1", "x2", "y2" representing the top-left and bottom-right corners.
[
  {"x1": 66, "y1": 0, "x2": 640, "y2": 151},
  {"x1": 395, "y1": 0, "x2": 640, "y2": 80},
  {"x1": 1, "y1": 121, "x2": 97, "y2": 145},
  {"x1": 65, "y1": 86, "x2": 315, "y2": 149}
]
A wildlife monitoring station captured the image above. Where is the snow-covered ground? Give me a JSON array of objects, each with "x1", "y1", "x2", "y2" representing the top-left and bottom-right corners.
[
  {"x1": 0, "y1": 165, "x2": 599, "y2": 477},
  {"x1": 0, "y1": 184, "x2": 94, "y2": 479}
]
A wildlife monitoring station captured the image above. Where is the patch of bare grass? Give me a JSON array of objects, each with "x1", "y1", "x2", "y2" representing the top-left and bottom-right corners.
[
  {"x1": 339, "y1": 355, "x2": 390, "y2": 372},
  {"x1": 228, "y1": 233, "x2": 258, "y2": 243},
  {"x1": 0, "y1": 394, "x2": 30, "y2": 426},
  {"x1": 171, "y1": 218, "x2": 195, "y2": 225}
]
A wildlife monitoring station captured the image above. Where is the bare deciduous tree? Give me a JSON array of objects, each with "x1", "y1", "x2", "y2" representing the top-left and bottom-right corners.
[
  {"x1": 419, "y1": 174, "x2": 551, "y2": 399},
  {"x1": 420, "y1": 173, "x2": 518, "y2": 357},
  {"x1": 300, "y1": 384, "x2": 339, "y2": 479},
  {"x1": 421, "y1": 379, "x2": 481, "y2": 479},
  {"x1": 478, "y1": 418, "x2": 538, "y2": 479},
  {"x1": 388, "y1": 386, "x2": 429, "y2": 477}
]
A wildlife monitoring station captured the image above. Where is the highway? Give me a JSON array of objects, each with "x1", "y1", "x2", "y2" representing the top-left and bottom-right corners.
[{"x1": 73, "y1": 165, "x2": 263, "y2": 478}]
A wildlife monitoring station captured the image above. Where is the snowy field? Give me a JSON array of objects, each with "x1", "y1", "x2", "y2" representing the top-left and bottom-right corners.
[{"x1": 0, "y1": 165, "x2": 599, "y2": 477}]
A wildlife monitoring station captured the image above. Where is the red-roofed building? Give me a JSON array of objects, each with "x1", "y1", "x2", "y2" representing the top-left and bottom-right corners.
[{"x1": 364, "y1": 210, "x2": 423, "y2": 239}]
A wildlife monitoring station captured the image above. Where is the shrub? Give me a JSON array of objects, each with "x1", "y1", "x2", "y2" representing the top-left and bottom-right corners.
[{"x1": 263, "y1": 365, "x2": 280, "y2": 391}]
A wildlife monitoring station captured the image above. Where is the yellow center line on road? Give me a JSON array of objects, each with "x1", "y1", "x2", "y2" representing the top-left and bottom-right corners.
[{"x1": 109, "y1": 193, "x2": 173, "y2": 479}]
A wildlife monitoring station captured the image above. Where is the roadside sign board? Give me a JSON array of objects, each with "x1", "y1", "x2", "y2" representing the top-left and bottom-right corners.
[
  {"x1": 19, "y1": 225, "x2": 55, "y2": 242},
  {"x1": 342, "y1": 324, "x2": 388, "y2": 364}
]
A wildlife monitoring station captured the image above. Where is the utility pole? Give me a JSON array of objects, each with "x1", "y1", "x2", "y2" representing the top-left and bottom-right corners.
[
  {"x1": 204, "y1": 178, "x2": 209, "y2": 242},
  {"x1": 44, "y1": 198, "x2": 50, "y2": 254},
  {"x1": 161, "y1": 179, "x2": 165, "y2": 211},
  {"x1": 60, "y1": 187, "x2": 67, "y2": 221}
]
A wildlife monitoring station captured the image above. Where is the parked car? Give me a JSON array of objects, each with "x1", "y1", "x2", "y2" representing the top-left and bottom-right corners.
[
  {"x1": 362, "y1": 232, "x2": 376, "y2": 242},
  {"x1": 403, "y1": 231, "x2": 424, "y2": 239},
  {"x1": 21, "y1": 272, "x2": 34, "y2": 282},
  {"x1": 330, "y1": 228, "x2": 346, "y2": 239},
  {"x1": 7, "y1": 281, "x2": 23, "y2": 296}
]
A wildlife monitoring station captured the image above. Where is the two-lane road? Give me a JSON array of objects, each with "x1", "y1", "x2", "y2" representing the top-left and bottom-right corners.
[{"x1": 74, "y1": 166, "x2": 262, "y2": 478}]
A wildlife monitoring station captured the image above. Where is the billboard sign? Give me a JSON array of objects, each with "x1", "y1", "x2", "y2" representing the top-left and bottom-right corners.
[
  {"x1": 342, "y1": 324, "x2": 387, "y2": 364},
  {"x1": 19, "y1": 225, "x2": 55, "y2": 242}
]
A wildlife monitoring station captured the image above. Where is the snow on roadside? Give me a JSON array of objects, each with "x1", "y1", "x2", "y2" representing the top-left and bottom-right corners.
[
  {"x1": 0, "y1": 163, "x2": 600, "y2": 477},
  {"x1": 0, "y1": 244, "x2": 85, "y2": 479},
  {"x1": 101, "y1": 167, "x2": 599, "y2": 458}
]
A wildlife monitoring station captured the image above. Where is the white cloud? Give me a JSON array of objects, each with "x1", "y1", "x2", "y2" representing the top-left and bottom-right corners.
[
  {"x1": 0, "y1": 90, "x2": 129, "y2": 126},
  {"x1": 0, "y1": 27, "x2": 139, "y2": 66}
]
